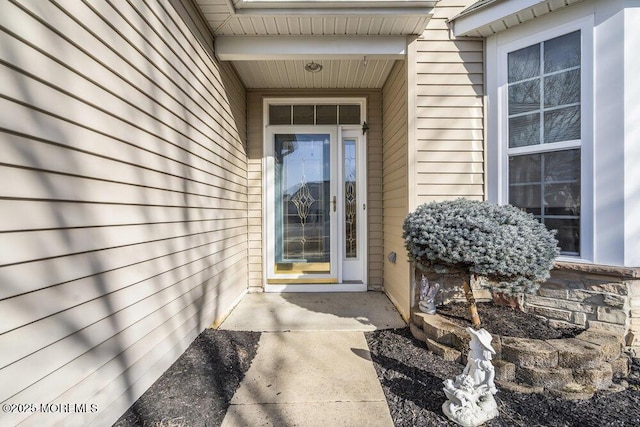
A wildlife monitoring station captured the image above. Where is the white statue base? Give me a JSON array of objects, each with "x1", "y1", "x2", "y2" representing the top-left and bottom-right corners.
[{"x1": 442, "y1": 328, "x2": 499, "y2": 427}]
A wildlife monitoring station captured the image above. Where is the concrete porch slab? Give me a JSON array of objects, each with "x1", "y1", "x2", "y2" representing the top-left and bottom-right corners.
[
  {"x1": 218, "y1": 292, "x2": 406, "y2": 332},
  {"x1": 221, "y1": 401, "x2": 394, "y2": 427},
  {"x1": 221, "y1": 331, "x2": 394, "y2": 427}
]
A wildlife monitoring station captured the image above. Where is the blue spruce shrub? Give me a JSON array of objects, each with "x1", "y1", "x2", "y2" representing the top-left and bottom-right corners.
[{"x1": 403, "y1": 199, "x2": 559, "y2": 295}]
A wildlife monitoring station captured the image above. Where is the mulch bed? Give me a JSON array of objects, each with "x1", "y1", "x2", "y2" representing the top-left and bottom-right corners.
[
  {"x1": 113, "y1": 329, "x2": 260, "y2": 427},
  {"x1": 436, "y1": 301, "x2": 584, "y2": 339},
  {"x1": 365, "y1": 327, "x2": 640, "y2": 427},
  {"x1": 113, "y1": 312, "x2": 640, "y2": 427}
]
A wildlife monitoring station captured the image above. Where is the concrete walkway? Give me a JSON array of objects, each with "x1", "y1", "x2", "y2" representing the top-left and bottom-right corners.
[{"x1": 218, "y1": 292, "x2": 406, "y2": 427}]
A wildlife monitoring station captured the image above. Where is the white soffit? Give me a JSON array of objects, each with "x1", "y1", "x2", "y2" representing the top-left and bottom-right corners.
[
  {"x1": 451, "y1": 0, "x2": 585, "y2": 38},
  {"x1": 215, "y1": 35, "x2": 407, "y2": 60},
  {"x1": 193, "y1": 0, "x2": 434, "y2": 88},
  {"x1": 194, "y1": 0, "x2": 436, "y2": 36}
]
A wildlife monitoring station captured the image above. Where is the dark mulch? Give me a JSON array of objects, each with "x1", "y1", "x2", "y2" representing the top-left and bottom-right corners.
[
  {"x1": 437, "y1": 301, "x2": 583, "y2": 339},
  {"x1": 112, "y1": 313, "x2": 640, "y2": 427},
  {"x1": 113, "y1": 329, "x2": 260, "y2": 427},
  {"x1": 365, "y1": 327, "x2": 640, "y2": 427}
]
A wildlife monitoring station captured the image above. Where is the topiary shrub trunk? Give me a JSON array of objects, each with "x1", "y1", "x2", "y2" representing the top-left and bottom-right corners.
[{"x1": 403, "y1": 199, "x2": 559, "y2": 329}]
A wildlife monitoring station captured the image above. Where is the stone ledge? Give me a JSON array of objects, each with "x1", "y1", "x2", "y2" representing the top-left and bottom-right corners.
[{"x1": 553, "y1": 262, "x2": 640, "y2": 279}]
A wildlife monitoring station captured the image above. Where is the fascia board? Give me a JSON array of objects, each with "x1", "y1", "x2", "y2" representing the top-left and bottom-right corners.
[
  {"x1": 234, "y1": 7, "x2": 432, "y2": 15},
  {"x1": 215, "y1": 35, "x2": 407, "y2": 60},
  {"x1": 452, "y1": 0, "x2": 548, "y2": 36},
  {"x1": 235, "y1": 1, "x2": 439, "y2": 9}
]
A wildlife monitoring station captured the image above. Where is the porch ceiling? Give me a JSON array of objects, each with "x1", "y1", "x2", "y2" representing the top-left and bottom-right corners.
[
  {"x1": 231, "y1": 58, "x2": 397, "y2": 89},
  {"x1": 194, "y1": 0, "x2": 436, "y2": 88}
]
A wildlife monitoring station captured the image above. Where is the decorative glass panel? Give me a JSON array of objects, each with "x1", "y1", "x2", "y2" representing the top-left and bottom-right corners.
[
  {"x1": 316, "y1": 105, "x2": 337, "y2": 124},
  {"x1": 509, "y1": 149, "x2": 580, "y2": 255},
  {"x1": 508, "y1": 44, "x2": 540, "y2": 83},
  {"x1": 344, "y1": 139, "x2": 357, "y2": 258},
  {"x1": 270, "y1": 105, "x2": 291, "y2": 125},
  {"x1": 339, "y1": 105, "x2": 361, "y2": 125},
  {"x1": 293, "y1": 105, "x2": 314, "y2": 125},
  {"x1": 274, "y1": 134, "x2": 331, "y2": 272}
]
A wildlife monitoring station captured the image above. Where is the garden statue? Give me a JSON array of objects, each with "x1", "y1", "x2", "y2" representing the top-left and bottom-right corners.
[
  {"x1": 418, "y1": 275, "x2": 439, "y2": 314},
  {"x1": 442, "y1": 327, "x2": 498, "y2": 427}
]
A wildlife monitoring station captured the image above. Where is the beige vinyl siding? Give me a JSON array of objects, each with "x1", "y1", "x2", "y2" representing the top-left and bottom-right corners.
[
  {"x1": 382, "y1": 60, "x2": 410, "y2": 319},
  {"x1": 246, "y1": 90, "x2": 383, "y2": 290},
  {"x1": 0, "y1": 1, "x2": 247, "y2": 426},
  {"x1": 247, "y1": 91, "x2": 264, "y2": 291},
  {"x1": 410, "y1": 0, "x2": 485, "y2": 208}
]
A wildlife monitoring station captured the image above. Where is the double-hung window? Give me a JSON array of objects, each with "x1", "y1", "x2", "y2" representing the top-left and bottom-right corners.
[{"x1": 506, "y1": 30, "x2": 582, "y2": 256}]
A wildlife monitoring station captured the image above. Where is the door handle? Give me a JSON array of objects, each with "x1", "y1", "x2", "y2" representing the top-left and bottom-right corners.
[{"x1": 332, "y1": 196, "x2": 336, "y2": 212}]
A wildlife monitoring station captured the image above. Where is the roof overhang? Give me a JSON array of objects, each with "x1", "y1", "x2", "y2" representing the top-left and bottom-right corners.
[
  {"x1": 233, "y1": 0, "x2": 439, "y2": 12},
  {"x1": 450, "y1": 0, "x2": 586, "y2": 38},
  {"x1": 215, "y1": 35, "x2": 407, "y2": 61},
  {"x1": 193, "y1": 0, "x2": 437, "y2": 89},
  {"x1": 195, "y1": 0, "x2": 437, "y2": 36}
]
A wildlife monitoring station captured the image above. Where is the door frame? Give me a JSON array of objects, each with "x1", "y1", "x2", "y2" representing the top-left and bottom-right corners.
[{"x1": 262, "y1": 97, "x2": 368, "y2": 292}]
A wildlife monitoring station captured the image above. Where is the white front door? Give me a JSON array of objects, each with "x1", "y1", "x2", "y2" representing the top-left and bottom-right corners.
[{"x1": 264, "y1": 126, "x2": 367, "y2": 290}]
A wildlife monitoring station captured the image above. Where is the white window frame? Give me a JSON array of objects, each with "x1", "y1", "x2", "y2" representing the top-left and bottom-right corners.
[{"x1": 495, "y1": 17, "x2": 594, "y2": 262}]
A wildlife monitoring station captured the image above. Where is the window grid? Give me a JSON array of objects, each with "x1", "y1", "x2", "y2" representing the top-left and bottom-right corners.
[
  {"x1": 269, "y1": 104, "x2": 360, "y2": 126},
  {"x1": 507, "y1": 31, "x2": 581, "y2": 256}
]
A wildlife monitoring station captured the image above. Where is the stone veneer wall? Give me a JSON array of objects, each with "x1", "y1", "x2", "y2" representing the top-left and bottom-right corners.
[
  {"x1": 523, "y1": 263, "x2": 640, "y2": 356},
  {"x1": 414, "y1": 263, "x2": 640, "y2": 356}
]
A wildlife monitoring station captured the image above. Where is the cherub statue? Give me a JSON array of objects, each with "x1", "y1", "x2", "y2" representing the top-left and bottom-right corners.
[
  {"x1": 418, "y1": 275, "x2": 439, "y2": 314},
  {"x1": 442, "y1": 328, "x2": 499, "y2": 427}
]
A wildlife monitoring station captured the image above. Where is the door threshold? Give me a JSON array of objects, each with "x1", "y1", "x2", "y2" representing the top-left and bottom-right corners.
[{"x1": 265, "y1": 283, "x2": 367, "y2": 293}]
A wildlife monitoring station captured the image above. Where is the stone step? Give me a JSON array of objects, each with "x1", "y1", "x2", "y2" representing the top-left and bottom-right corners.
[
  {"x1": 409, "y1": 322, "x2": 427, "y2": 343},
  {"x1": 572, "y1": 362, "x2": 613, "y2": 389},
  {"x1": 517, "y1": 366, "x2": 574, "y2": 389},
  {"x1": 501, "y1": 337, "x2": 559, "y2": 368},
  {"x1": 548, "y1": 383, "x2": 595, "y2": 400},
  {"x1": 495, "y1": 380, "x2": 543, "y2": 394},
  {"x1": 425, "y1": 338, "x2": 462, "y2": 363},
  {"x1": 575, "y1": 330, "x2": 624, "y2": 361},
  {"x1": 421, "y1": 314, "x2": 464, "y2": 347},
  {"x1": 546, "y1": 338, "x2": 603, "y2": 369},
  {"x1": 493, "y1": 359, "x2": 516, "y2": 382},
  {"x1": 610, "y1": 355, "x2": 630, "y2": 378}
]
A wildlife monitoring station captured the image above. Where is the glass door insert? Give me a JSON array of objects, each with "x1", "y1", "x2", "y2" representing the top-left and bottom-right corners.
[{"x1": 267, "y1": 130, "x2": 337, "y2": 283}]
